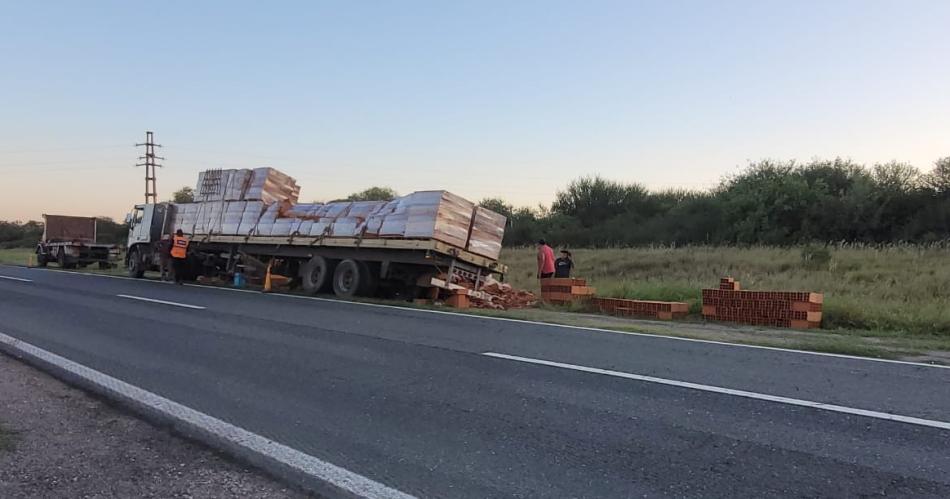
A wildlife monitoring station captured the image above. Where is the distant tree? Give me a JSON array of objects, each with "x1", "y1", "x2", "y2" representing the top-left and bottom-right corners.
[
  {"x1": 478, "y1": 198, "x2": 514, "y2": 219},
  {"x1": 872, "y1": 161, "x2": 921, "y2": 193},
  {"x1": 552, "y1": 176, "x2": 632, "y2": 226},
  {"x1": 171, "y1": 186, "x2": 195, "y2": 203},
  {"x1": 924, "y1": 156, "x2": 950, "y2": 196},
  {"x1": 346, "y1": 186, "x2": 398, "y2": 202}
]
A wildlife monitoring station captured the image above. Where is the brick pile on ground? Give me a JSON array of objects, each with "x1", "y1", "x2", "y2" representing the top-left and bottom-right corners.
[
  {"x1": 471, "y1": 278, "x2": 537, "y2": 310},
  {"x1": 702, "y1": 277, "x2": 823, "y2": 329},
  {"x1": 591, "y1": 297, "x2": 689, "y2": 320},
  {"x1": 540, "y1": 278, "x2": 595, "y2": 305}
]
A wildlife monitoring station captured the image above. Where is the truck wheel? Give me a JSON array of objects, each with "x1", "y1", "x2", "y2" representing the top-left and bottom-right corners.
[
  {"x1": 57, "y1": 251, "x2": 69, "y2": 269},
  {"x1": 332, "y1": 259, "x2": 364, "y2": 298},
  {"x1": 357, "y1": 260, "x2": 378, "y2": 297},
  {"x1": 127, "y1": 249, "x2": 145, "y2": 278},
  {"x1": 36, "y1": 253, "x2": 48, "y2": 267},
  {"x1": 300, "y1": 256, "x2": 332, "y2": 294}
]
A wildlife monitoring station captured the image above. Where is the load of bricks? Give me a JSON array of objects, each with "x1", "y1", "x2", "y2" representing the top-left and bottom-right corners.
[
  {"x1": 702, "y1": 277, "x2": 823, "y2": 329},
  {"x1": 540, "y1": 278, "x2": 595, "y2": 305},
  {"x1": 590, "y1": 297, "x2": 689, "y2": 320},
  {"x1": 472, "y1": 280, "x2": 538, "y2": 310}
]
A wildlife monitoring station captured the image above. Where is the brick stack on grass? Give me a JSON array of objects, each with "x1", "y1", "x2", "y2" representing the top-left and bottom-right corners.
[
  {"x1": 540, "y1": 278, "x2": 595, "y2": 305},
  {"x1": 590, "y1": 297, "x2": 689, "y2": 320},
  {"x1": 702, "y1": 277, "x2": 823, "y2": 329}
]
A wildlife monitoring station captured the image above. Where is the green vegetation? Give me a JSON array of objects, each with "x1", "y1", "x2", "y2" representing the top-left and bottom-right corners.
[
  {"x1": 0, "y1": 247, "x2": 35, "y2": 266},
  {"x1": 491, "y1": 157, "x2": 950, "y2": 247},
  {"x1": 501, "y1": 245, "x2": 950, "y2": 336},
  {"x1": 1, "y1": 217, "x2": 127, "y2": 249}
]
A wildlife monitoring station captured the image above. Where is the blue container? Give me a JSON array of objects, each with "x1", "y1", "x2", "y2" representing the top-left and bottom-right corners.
[{"x1": 233, "y1": 272, "x2": 246, "y2": 288}]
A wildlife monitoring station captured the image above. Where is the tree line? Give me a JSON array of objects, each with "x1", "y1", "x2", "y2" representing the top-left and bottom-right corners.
[
  {"x1": 3, "y1": 157, "x2": 948, "y2": 249},
  {"x1": 481, "y1": 157, "x2": 950, "y2": 247}
]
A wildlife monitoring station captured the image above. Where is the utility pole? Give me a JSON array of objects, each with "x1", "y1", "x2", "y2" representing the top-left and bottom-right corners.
[{"x1": 135, "y1": 131, "x2": 163, "y2": 204}]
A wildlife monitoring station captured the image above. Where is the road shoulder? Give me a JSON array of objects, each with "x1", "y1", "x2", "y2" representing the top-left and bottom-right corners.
[{"x1": 0, "y1": 352, "x2": 308, "y2": 498}]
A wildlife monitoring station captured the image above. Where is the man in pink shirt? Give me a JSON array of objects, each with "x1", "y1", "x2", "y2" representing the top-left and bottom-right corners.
[{"x1": 537, "y1": 239, "x2": 556, "y2": 279}]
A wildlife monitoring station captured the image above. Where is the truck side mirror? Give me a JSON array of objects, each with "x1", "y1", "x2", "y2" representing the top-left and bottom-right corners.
[{"x1": 124, "y1": 213, "x2": 133, "y2": 225}]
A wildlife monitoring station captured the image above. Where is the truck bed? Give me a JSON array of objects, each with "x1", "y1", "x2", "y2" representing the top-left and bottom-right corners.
[{"x1": 191, "y1": 233, "x2": 507, "y2": 274}]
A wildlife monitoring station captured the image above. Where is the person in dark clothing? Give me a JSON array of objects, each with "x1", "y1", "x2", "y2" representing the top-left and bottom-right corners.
[
  {"x1": 554, "y1": 250, "x2": 574, "y2": 278},
  {"x1": 170, "y1": 229, "x2": 190, "y2": 284},
  {"x1": 157, "y1": 235, "x2": 172, "y2": 281}
]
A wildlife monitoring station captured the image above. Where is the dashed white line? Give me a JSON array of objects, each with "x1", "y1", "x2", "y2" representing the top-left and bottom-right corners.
[
  {"x1": 117, "y1": 294, "x2": 206, "y2": 310},
  {"x1": 0, "y1": 275, "x2": 32, "y2": 282},
  {"x1": 8, "y1": 264, "x2": 949, "y2": 371},
  {"x1": 483, "y1": 352, "x2": 950, "y2": 431},
  {"x1": 0, "y1": 332, "x2": 416, "y2": 499}
]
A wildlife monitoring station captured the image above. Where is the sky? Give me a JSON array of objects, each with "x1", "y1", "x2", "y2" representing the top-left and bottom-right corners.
[{"x1": 1, "y1": 0, "x2": 949, "y2": 221}]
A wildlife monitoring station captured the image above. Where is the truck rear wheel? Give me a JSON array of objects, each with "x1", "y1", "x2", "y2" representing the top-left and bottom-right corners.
[
  {"x1": 332, "y1": 259, "x2": 366, "y2": 298},
  {"x1": 35, "y1": 250, "x2": 48, "y2": 267},
  {"x1": 300, "y1": 256, "x2": 332, "y2": 294},
  {"x1": 57, "y1": 250, "x2": 73, "y2": 269}
]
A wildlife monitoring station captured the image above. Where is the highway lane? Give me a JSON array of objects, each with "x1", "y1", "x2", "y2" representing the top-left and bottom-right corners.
[{"x1": 1, "y1": 264, "x2": 949, "y2": 497}]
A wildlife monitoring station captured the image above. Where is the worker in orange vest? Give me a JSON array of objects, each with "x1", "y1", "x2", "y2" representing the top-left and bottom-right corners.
[{"x1": 170, "y1": 229, "x2": 190, "y2": 285}]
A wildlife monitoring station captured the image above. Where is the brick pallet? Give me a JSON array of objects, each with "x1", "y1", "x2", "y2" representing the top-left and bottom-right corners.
[
  {"x1": 540, "y1": 278, "x2": 595, "y2": 305},
  {"x1": 702, "y1": 277, "x2": 823, "y2": 329},
  {"x1": 591, "y1": 297, "x2": 688, "y2": 320}
]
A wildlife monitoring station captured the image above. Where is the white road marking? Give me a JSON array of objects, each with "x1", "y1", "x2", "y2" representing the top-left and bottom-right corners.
[
  {"x1": 8, "y1": 264, "x2": 949, "y2": 371},
  {"x1": 0, "y1": 332, "x2": 415, "y2": 499},
  {"x1": 0, "y1": 275, "x2": 32, "y2": 282},
  {"x1": 117, "y1": 294, "x2": 206, "y2": 310},
  {"x1": 483, "y1": 352, "x2": 950, "y2": 431}
]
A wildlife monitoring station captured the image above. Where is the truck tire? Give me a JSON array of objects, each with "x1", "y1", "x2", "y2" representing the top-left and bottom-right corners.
[
  {"x1": 332, "y1": 259, "x2": 364, "y2": 298},
  {"x1": 36, "y1": 250, "x2": 48, "y2": 267},
  {"x1": 300, "y1": 256, "x2": 332, "y2": 294},
  {"x1": 57, "y1": 250, "x2": 69, "y2": 269},
  {"x1": 127, "y1": 248, "x2": 145, "y2": 278},
  {"x1": 357, "y1": 260, "x2": 378, "y2": 297}
]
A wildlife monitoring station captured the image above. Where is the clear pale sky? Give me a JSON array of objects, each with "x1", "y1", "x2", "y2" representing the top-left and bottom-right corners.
[{"x1": 1, "y1": 1, "x2": 948, "y2": 221}]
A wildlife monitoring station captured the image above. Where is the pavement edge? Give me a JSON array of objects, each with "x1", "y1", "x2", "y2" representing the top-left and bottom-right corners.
[{"x1": 0, "y1": 332, "x2": 415, "y2": 499}]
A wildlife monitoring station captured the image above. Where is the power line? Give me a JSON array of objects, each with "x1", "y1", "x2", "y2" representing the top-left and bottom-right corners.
[{"x1": 135, "y1": 131, "x2": 163, "y2": 204}]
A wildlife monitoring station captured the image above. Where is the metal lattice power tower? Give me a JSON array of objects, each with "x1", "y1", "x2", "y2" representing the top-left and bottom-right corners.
[{"x1": 135, "y1": 131, "x2": 164, "y2": 204}]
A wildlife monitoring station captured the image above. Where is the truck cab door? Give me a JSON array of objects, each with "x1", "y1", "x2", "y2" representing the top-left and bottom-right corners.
[{"x1": 127, "y1": 205, "x2": 151, "y2": 247}]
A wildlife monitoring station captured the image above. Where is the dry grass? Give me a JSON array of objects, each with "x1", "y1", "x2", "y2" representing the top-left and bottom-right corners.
[{"x1": 500, "y1": 245, "x2": 950, "y2": 336}]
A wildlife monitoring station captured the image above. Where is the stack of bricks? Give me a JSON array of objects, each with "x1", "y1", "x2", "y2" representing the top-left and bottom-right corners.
[
  {"x1": 540, "y1": 278, "x2": 595, "y2": 305},
  {"x1": 590, "y1": 297, "x2": 688, "y2": 320},
  {"x1": 702, "y1": 277, "x2": 823, "y2": 329}
]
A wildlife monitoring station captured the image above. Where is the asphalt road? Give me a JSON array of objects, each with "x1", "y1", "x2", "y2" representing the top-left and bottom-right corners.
[{"x1": 1, "y1": 264, "x2": 949, "y2": 498}]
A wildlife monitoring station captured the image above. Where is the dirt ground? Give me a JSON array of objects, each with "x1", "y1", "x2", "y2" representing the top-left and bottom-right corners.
[{"x1": 0, "y1": 353, "x2": 309, "y2": 499}]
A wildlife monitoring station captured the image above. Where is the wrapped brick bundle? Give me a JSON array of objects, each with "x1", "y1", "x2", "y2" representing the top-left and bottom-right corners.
[
  {"x1": 245, "y1": 167, "x2": 300, "y2": 204},
  {"x1": 253, "y1": 203, "x2": 280, "y2": 236},
  {"x1": 467, "y1": 206, "x2": 506, "y2": 260},
  {"x1": 237, "y1": 201, "x2": 265, "y2": 235},
  {"x1": 219, "y1": 201, "x2": 247, "y2": 235},
  {"x1": 402, "y1": 191, "x2": 475, "y2": 248}
]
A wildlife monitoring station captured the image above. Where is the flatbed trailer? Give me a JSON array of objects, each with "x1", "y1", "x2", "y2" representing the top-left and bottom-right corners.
[{"x1": 126, "y1": 203, "x2": 506, "y2": 299}]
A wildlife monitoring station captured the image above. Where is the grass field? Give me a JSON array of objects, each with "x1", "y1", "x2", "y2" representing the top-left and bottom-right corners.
[
  {"x1": 0, "y1": 247, "x2": 34, "y2": 266},
  {"x1": 501, "y1": 245, "x2": 950, "y2": 336},
  {"x1": 0, "y1": 247, "x2": 127, "y2": 276}
]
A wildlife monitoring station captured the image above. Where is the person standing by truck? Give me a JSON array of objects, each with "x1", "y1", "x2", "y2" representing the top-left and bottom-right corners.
[
  {"x1": 536, "y1": 239, "x2": 555, "y2": 279},
  {"x1": 170, "y1": 229, "x2": 190, "y2": 284}
]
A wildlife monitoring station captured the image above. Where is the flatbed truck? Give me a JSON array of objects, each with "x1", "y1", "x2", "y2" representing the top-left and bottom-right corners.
[
  {"x1": 36, "y1": 215, "x2": 117, "y2": 269},
  {"x1": 125, "y1": 203, "x2": 506, "y2": 299}
]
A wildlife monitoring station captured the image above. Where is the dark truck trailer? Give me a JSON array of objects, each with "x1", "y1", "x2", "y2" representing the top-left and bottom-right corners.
[
  {"x1": 125, "y1": 202, "x2": 507, "y2": 300},
  {"x1": 36, "y1": 215, "x2": 118, "y2": 269}
]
